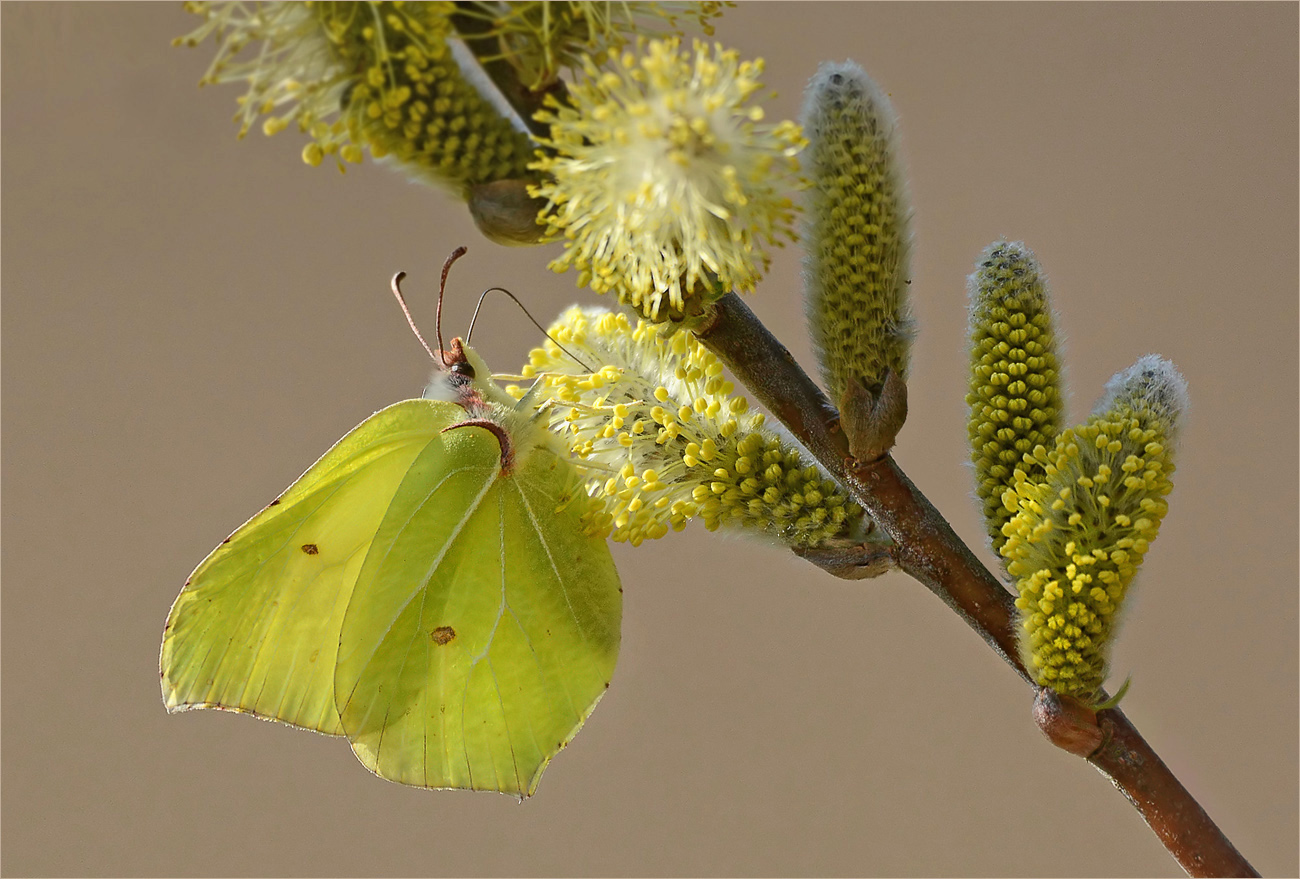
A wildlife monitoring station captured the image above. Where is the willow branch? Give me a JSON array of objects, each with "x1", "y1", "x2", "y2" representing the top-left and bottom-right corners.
[
  {"x1": 694, "y1": 292, "x2": 1258, "y2": 879},
  {"x1": 455, "y1": 36, "x2": 1258, "y2": 879},
  {"x1": 1093, "y1": 707, "x2": 1256, "y2": 877}
]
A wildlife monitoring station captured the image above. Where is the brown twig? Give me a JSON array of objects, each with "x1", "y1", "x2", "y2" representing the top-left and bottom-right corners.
[
  {"x1": 447, "y1": 1, "x2": 568, "y2": 139},
  {"x1": 1093, "y1": 708, "x2": 1257, "y2": 877},
  {"x1": 695, "y1": 294, "x2": 1027, "y2": 670},
  {"x1": 694, "y1": 292, "x2": 1258, "y2": 878}
]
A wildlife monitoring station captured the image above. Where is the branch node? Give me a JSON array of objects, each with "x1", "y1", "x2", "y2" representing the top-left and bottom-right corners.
[{"x1": 1033, "y1": 687, "x2": 1104, "y2": 758}]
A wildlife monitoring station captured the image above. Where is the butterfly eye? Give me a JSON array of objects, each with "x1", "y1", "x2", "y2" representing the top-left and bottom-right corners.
[{"x1": 450, "y1": 361, "x2": 476, "y2": 380}]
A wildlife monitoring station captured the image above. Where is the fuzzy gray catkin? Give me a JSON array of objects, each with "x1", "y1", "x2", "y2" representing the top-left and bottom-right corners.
[{"x1": 800, "y1": 60, "x2": 914, "y2": 407}]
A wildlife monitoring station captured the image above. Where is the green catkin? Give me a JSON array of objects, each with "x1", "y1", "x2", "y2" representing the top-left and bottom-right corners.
[
  {"x1": 800, "y1": 60, "x2": 914, "y2": 406},
  {"x1": 181, "y1": 1, "x2": 535, "y2": 195},
  {"x1": 966, "y1": 241, "x2": 1063, "y2": 556},
  {"x1": 507, "y1": 307, "x2": 877, "y2": 550},
  {"x1": 1001, "y1": 356, "x2": 1187, "y2": 700},
  {"x1": 322, "y1": 3, "x2": 534, "y2": 192}
]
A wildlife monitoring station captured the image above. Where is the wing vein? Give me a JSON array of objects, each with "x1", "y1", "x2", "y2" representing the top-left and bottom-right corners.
[
  {"x1": 512, "y1": 479, "x2": 603, "y2": 718},
  {"x1": 503, "y1": 602, "x2": 568, "y2": 744},
  {"x1": 512, "y1": 479, "x2": 594, "y2": 644},
  {"x1": 218, "y1": 458, "x2": 395, "y2": 712},
  {"x1": 488, "y1": 657, "x2": 523, "y2": 795},
  {"x1": 336, "y1": 461, "x2": 497, "y2": 716},
  {"x1": 491, "y1": 491, "x2": 523, "y2": 793}
]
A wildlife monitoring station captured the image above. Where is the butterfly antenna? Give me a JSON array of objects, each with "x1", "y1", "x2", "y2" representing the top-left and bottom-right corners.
[
  {"x1": 437, "y1": 246, "x2": 469, "y2": 365},
  {"x1": 389, "y1": 271, "x2": 439, "y2": 363},
  {"x1": 465, "y1": 286, "x2": 597, "y2": 373}
]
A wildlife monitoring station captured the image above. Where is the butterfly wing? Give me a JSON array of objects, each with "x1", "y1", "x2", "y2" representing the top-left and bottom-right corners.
[
  {"x1": 160, "y1": 400, "x2": 459, "y2": 734},
  {"x1": 333, "y1": 423, "x2": 622, "y2": 796}
]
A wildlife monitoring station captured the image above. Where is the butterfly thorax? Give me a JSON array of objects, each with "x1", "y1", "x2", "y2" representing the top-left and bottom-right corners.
[{"x1": 423, "y1": 339, "x2": 559, "y2": 477}]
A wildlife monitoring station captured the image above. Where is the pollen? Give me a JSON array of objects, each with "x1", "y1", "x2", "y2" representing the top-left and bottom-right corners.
[
  {"x1": 179, "y1": 1, "x2": 533, "y2": 194},
  {"x1": 529, "y1": 37, "x2": 805, "y2": 320},
  {"x1": 999, "y1": 356, "x2": 1186, "y2": 701},
  {"x1": 510, "y1": 306, "x2": 880, "y2": 551}
]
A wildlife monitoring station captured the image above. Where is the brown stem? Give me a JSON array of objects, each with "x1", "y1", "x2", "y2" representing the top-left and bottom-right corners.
[
  {"x1": 448, "y1": 1, "x2": 568, "y2": 139},
  {"x1": 1093, "y1": 708, "x2": 1259, "y2": 877},
  {"x1": 696, "y1": 293, "x2": 1026, "y2": 671},
  {"x1": 846, "y1": 454, "x2": 1026, "y2": 676},
  {"x1": 695, "y1": 292, "x2": 847, "y2": 467},
  {"x1": 695, "y1": 291, "x2": 1257, "y2": 877}
]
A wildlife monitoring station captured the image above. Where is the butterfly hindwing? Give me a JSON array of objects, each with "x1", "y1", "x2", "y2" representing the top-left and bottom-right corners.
[
  {"x1": 160, "y1": 400, "x2": 460, "y2": 734},
  {"x1": 334, "y1": 422, "x2": 622, "y2": 796},
  {"x1": 502, "y1": 457, "x2": 622, "y2": 792}
]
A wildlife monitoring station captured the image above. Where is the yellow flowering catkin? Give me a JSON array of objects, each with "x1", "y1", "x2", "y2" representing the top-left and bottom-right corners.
[
  {"x1": 180, "y1": 1, "x2": 534, "y2": 194},
  {"x1": 967, "y1": 241, "x2": 1063, "y2": 555},
  {"x1": 530, "y1": 38, "x2": 804, "y2": 321},
  {"x1": 508, "y1": 308, "x2": 876, "y2": 549},
  {"x1": 800, "y1": 61, "x2": 913, "y2": 406},
  {"x1": 1001, "y1": 356, "x2": 1187, "y2": 700}
]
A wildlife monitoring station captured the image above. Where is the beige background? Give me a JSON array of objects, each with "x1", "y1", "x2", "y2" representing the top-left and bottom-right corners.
[{"x1": 3, "y1": 3, "x2": 1296, "y2": 876}]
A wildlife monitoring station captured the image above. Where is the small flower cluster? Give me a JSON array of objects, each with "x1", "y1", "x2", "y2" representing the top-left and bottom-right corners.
[
  {"x1": 457, "y1": 1, "x2": 726, "y2": 91},
  {"x1": 179, "y1": 1, "x2": 533, "y2": 192},
  {"x1": 1000, "y1": 356, "x2": 1185, "y2": 700},
  {"x1": 507, "y1": 308, "x2": 870, "y2": 548},
  {"x1": 531, "y1": 38, "x2": 805, "y2": 321},
  {"x1": 800, "y1": 61, "x2": 913, "y2": 406},
  {"x1": 966, "y1": 241, "x2": 1063, "y2": 556}
]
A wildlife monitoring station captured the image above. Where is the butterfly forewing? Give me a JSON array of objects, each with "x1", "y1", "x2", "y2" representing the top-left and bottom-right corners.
[{"x1": 160, "y1": 401, "x2": 459, "y2": 734}]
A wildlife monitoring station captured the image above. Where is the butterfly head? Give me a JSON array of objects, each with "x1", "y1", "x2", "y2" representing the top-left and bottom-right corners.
[
  {"x1": 423, "y1": 337, "x2": 515, "y2": 411},
  {"x1": 440, "y1": 337, "x2": 479, "y2": 389}
]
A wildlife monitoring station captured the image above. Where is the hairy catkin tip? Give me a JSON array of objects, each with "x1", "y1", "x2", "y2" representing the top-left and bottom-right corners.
[
  {"x1": 1093, "y1": 354, "x2": 1189, "y2": 443},
  {"x1": 800, "y1": 60, "x2": 913, "y2": 406}
]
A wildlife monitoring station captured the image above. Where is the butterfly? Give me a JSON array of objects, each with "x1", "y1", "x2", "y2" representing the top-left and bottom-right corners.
[{"x1": 160, "y1": 257, "x2": 622, "y2": 798}]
